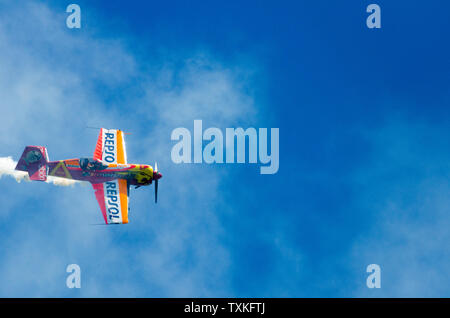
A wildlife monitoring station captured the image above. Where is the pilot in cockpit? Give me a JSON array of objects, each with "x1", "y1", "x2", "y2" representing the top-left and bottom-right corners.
[{"x1": 80, "y1": 158, "x2": 107, "y2": 172}]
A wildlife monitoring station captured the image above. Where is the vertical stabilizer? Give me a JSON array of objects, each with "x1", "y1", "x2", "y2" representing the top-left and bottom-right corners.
[{"x1": 15, "y1": 146, "x2": 49, "y2": 181}]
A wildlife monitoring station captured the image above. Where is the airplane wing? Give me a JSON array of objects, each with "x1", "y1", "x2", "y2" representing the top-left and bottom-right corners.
[
  {"x1": 93, "y1": 128, "x2": 128, "y2": 164},
  {"x1": 92, "y1": 179, "x2": 129, "y2": 224}
]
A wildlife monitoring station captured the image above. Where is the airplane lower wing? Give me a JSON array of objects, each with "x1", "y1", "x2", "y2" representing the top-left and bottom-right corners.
[{"x1": 92, "y1": 179, "x2": 129, "y2": 224}]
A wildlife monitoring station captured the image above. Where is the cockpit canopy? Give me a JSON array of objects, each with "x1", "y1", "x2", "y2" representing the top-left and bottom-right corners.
[{"x1": 80, "y1": 158, "x2": 108, "y2": 171}]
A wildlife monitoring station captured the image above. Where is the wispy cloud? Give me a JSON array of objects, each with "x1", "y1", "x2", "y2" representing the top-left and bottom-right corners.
[{"x1": 348, "y1": 118, "x2": 450, "y2": 297}]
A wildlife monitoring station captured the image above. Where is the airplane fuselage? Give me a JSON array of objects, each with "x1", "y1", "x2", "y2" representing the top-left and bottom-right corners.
[{"x1": 47, "y1": 158, "x2": 154, "y2": 186}]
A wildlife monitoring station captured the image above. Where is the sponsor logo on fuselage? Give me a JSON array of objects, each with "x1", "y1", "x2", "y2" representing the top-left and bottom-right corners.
[
  {"x1": 104, "y1": 181, "x2": 122, "y2": 223},
  {"x1": 93, "y1": 173, "x2": 117, "y2": 178},
  {"x1": 38, "y1": 165, "x2": 46, "y2": 180},
  {"x1": 103, "y1": 131, "x2": 117, "y2": 163}
]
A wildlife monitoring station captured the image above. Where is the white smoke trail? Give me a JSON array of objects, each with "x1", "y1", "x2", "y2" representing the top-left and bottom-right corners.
[
  {"x1": 47, "y1": 175, "x2": 83, "y2": 187},
  {"x1": 0, "y1": 156, "x2": 29, "y2": 182},
  {"x1": 0, "y1": 156, "x2": 82, "y2": 187}
]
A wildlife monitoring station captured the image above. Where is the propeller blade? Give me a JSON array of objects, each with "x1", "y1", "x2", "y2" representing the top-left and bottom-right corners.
[
  {"x1": 155, "y1": 179, "x2": 158, "y2": 203},
  {"x1": 153, "y1": 162, "x2": 160, "y2": 204}
]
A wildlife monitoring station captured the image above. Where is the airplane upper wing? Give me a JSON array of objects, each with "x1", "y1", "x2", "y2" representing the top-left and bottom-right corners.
[
  {"x1": 93, "y1": 128, "x2": 128, "y2": 164},
  {"x1": 92, "y1": 179, "x2": 129, "y2": 224}
]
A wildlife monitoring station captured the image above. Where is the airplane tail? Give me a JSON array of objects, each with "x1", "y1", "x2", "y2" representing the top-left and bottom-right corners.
[{"x1": 15, "y1": 146, "x2": 49, "y2": 181}]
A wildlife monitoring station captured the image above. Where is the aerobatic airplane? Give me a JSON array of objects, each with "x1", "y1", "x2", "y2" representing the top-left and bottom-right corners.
[{"x1": 15, "y1": 128, "x2": 162, "y2": 225}]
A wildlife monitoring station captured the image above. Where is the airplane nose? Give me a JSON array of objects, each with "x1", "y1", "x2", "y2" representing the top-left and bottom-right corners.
[{"x1": 153, "y1": 171, "x2": 162, "y2": 180}]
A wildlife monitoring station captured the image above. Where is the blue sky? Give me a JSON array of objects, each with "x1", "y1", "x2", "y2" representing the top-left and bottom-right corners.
[{"x1": 0, "y1": 0, "x2": 449, "y2": 297}]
